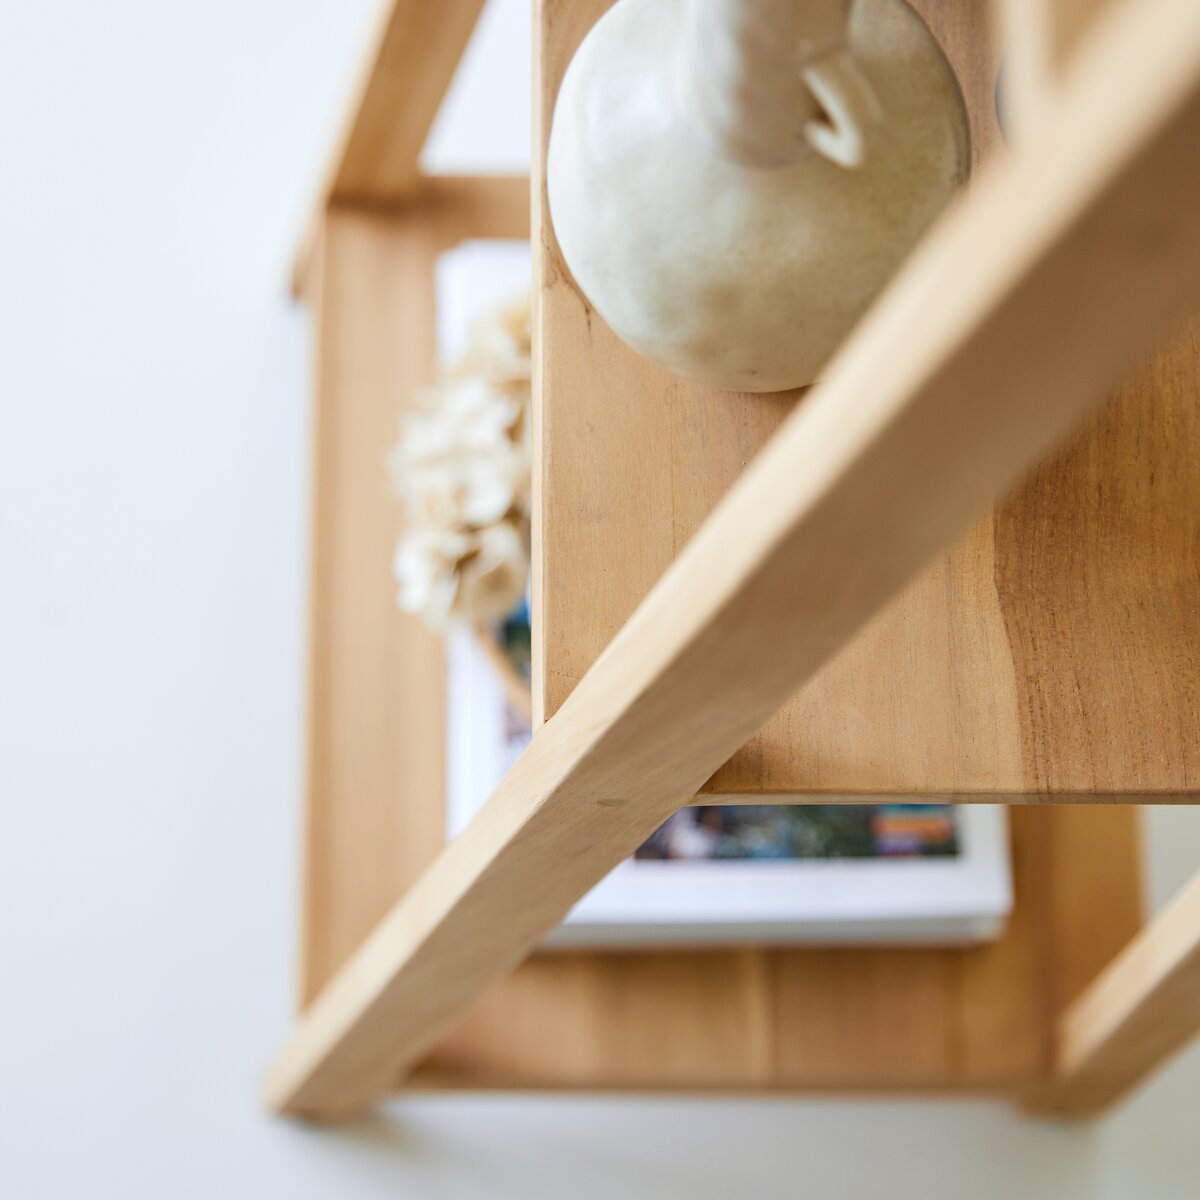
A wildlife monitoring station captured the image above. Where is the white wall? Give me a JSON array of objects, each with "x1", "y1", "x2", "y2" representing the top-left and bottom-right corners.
[{"x1": 1, "y1": 1, "x2": 1198, "y2": 1195}]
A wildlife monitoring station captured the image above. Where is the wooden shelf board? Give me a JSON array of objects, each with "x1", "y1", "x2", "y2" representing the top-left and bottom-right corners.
[
  {"x1": 1030, "y1": 865, "x2": 1200, "y2": 1116},
  {"x1": 534, "y1": 0, "x2": 1200, "y2": 804},
  {"x1": 402, "y1": 807, "x2": 1141, "y2": 1093}
]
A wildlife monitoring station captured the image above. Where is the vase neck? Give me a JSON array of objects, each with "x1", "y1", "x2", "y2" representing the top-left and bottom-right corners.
[{"x1": 678, "y1": 0, "x2": 854, "y2": 167}]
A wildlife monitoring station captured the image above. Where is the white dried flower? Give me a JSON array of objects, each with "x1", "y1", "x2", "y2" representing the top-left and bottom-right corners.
[
  {"x1": 390, "y1": 293, "x2": 533, "y2": 630},
  {"x1": 393, "y1": 527, "x2": 469, "y2": 620},
  {"x1": 464, "y1": 296, "x2": 532, "y2": 384},
  {"x1": 393, "y1": 520, "x2": 529, "y2": 629}
]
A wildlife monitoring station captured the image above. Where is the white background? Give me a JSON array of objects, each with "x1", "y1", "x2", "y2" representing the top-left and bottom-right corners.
[{"x1": 2, "y1": 1, "x2": 1199, "y2": 1195}]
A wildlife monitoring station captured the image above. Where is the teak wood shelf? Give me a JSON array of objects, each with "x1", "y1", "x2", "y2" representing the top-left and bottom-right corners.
[{"x1": 270, "y1": 0, "x2": 1200, "y2": 1120}]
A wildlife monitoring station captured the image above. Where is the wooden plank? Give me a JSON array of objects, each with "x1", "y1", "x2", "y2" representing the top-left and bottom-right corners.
[
  {"x1": 419, "y1": 803, "x2": 1138, "y2": 1092},
  {"x1": 420, "y1": 950, "x2": 777, "y2": 1089},
  {"x1": 290, "y1": 0, "x2": 489, "y2": 296},
  {"x1": 534, "y1": 0, "x2": 1016, "y2": 795},
  {"x1": 299, "y1": 207, "x2": 447, "y2": 1004},
  {"x1": 538, "y1": 0, "x2": 1200, "y2": 804},
  {"x1": 267, "y1": 0, "x2": 1200, "y2": 1116},
  {"x1": 1031, "y1": 870, "x2": 1200, "y2": 1115},
  {"x1": 992, "y1": 320, "x2": 1200, "y2": 797},
  {"x1": 1036, "y1": 809, "x2": 1145, "y2": 1017},
  {"x1": 327, "y1": 0, "x2": 488, "y2": 201},
  {"x1": 300, "y1": 179, "x2": 530, "y2": 1002},
  {"x1": 295, "y1": 173, "x2": 530, "y2": 301},
  {"x1": 417, "y1": 812, "x2": 1147, "y2": 1099},
  {"x1": 420, "y1": 174, "x2": 531, "y2": 244}
]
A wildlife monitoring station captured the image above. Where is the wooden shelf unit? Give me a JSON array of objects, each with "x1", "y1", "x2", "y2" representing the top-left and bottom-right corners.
[{"x1": 269, "y1": 0, "x2": 1200, "y2": 1120}]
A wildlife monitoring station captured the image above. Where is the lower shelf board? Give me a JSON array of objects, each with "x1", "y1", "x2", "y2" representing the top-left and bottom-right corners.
[
  {"x1": 400, "y1": 1073, "x2": 1039, "y2": 1096},
  {"x1": 381, "y1": 807, "x2": 1138, "y2": 1092}
]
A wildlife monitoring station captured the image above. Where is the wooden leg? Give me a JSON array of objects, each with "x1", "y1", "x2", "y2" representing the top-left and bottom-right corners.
[
  {"x1": 300, "y1": 206, "x2": 447, "y2": 1006},
  {"x1": 1029, "y1": 869, "x2": 1200, "y2": 1116},
  {"x1": 299, "y1": 179, "x2": 532, "y2": 1004}
]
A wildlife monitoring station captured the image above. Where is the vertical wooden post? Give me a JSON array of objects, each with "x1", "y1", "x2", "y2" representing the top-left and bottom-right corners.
[{"x1": 300, "y1": 207, "x2": 446, "y2": 1005}]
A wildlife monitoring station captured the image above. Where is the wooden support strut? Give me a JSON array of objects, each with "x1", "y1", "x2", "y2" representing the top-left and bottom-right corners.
[
  {"x1": 1032, "y1": 869, "x2": 1200, "y2": 1115},
  {"x1": 291, "y1": 0, "x2": 490, "y2": 298},
  {"x1": 266, "y1": 0, "x2": 1200, "y2": 1117}
]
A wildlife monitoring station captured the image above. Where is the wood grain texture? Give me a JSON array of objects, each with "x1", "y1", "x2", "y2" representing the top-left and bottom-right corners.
[
  {"x1": 1030, "y1": 868, "x2": 1200, "y2": 1115},
  {"x1": 419, "y1": 174, "x2": 532, "y2": 244},
  {"x1": 994, "y1": 323, "x2": 1200, "y2": 797},
  {"x1": 267, "y1": 0, "x2": 1200, "y2": 1115}
]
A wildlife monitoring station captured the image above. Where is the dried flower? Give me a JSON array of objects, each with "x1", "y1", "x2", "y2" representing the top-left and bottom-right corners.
[
  {"x1": 393, "y1": 520, "x2": 528, "y2": 629},
  {"x1": 390, "y1": 294, "x2": 533, "y2": 630}
]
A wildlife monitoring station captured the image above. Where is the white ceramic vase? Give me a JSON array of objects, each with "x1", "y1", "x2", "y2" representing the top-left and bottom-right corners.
[{"x1": 547, "y1": 0, "x2": 970, "y2": 393}]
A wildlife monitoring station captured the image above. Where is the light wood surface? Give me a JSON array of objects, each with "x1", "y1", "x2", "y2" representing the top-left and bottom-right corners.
[
  {"x1": 418, "y1": 173, "x2": 532, "y2": 244},
  {"x1": 300, "y1": 180, "x2": 530, "y2": 1004},
  {"x1": 536, "y1": 0, "x2": 1200, "y2": 803},
  {"x1": 992, "y1": 10, "x2": 1200, "y2": 1117},
  {"x1": 295, "y1": 173, "x2": 530, "y2": 300},
  {"x1": 299, "y1": 208, "x2": 447, "y2": 1005},
  {"x1": 1031, "y1": 869, "x2": 1200, "y2": 1115},
  {"x1": 417, "y1": 805, "x2": 1139, "y2": 1092},
  {"x1": 268, "y1": 0, "x2": 1200, "y2": 1116},
  {"x1": 291, "y1": 0, "x2": 489, "y2": 296},
  {"x1": 998, "y1": 0, "x2": 1119, "y2": 142}
]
